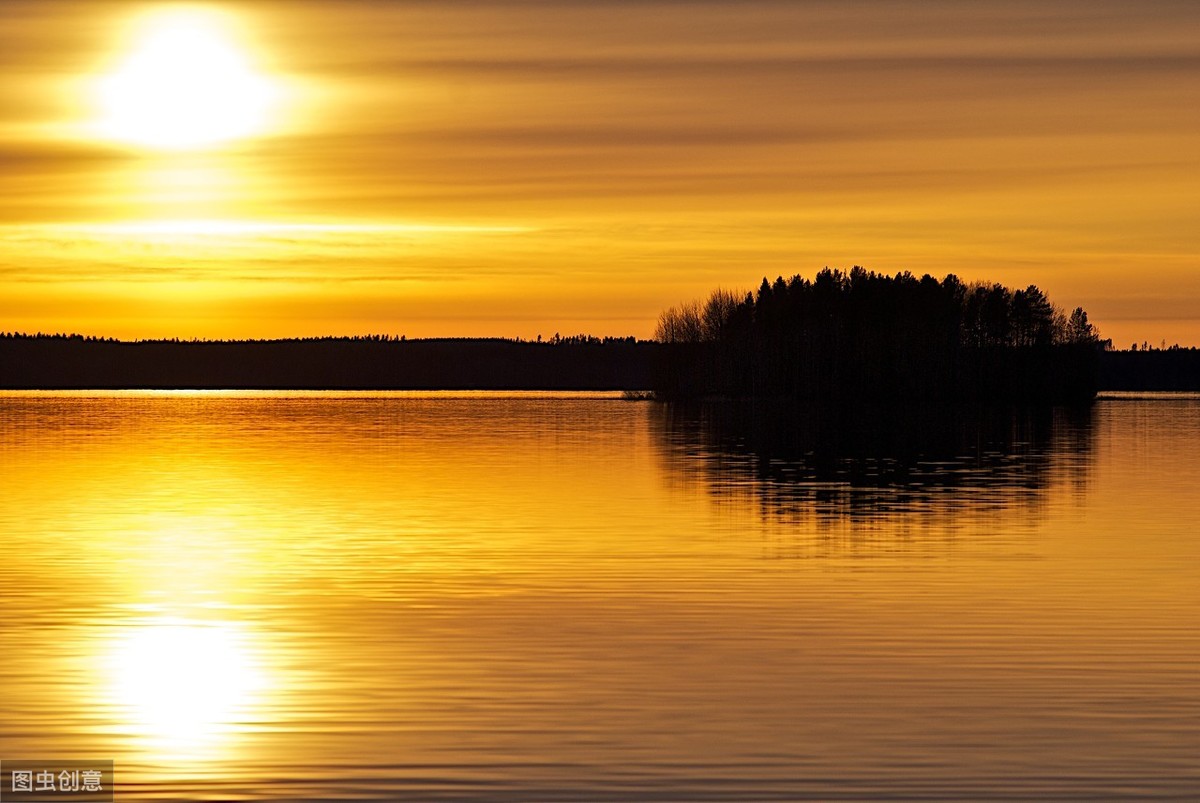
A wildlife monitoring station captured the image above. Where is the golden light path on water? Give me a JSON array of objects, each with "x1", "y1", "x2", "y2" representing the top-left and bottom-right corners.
[
  {"x1": 79, "y1": 506, "x2": 287, "y2": 774},
  {"x1": 104, "y1": 618, "x2": 267, "y2": 760}
]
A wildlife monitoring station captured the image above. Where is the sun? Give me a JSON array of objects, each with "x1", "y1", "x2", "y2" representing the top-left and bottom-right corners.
[{"x1": 94, "y1": 8, "x2": 280, "y2": 150}]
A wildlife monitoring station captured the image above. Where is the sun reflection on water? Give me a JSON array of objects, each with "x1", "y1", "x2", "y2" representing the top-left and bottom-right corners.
[{"x1": 105, "y1": 618, "x2": 267, "y2": 762}]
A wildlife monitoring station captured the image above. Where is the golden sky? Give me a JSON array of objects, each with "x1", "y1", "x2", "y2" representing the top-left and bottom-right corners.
[{"x1": 1, "y1": 0, "x2": 1198, "y2": 343}]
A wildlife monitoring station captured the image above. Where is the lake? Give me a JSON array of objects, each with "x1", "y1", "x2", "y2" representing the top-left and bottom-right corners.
[{"x1": 0, "y1": 391, "x2": 1196, "y2": 801}]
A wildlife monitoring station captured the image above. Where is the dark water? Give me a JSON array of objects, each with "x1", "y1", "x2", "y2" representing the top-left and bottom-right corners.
[{"x1": 0, "y1": 391, "x2": 1196, "y2": 800}]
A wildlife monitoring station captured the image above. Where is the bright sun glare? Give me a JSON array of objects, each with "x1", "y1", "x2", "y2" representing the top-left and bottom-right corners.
[
  {"x1": 109, "y1": 620, "x2": 265, "y2": 757},
  {"x1": 95, "y1": 9, "x2": 279, "y2": 150}
]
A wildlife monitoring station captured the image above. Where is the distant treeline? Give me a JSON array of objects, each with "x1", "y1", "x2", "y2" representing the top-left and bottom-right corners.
[
  {"x1": 1100, "y1": 347, "x2": 1200, "y2": 391},
  {"x1": 0, "y1": 334, "x2": 657, "y2": 390},
  {"x1": 654, "y1": 268, "x2": 1105, "y2": 402}
]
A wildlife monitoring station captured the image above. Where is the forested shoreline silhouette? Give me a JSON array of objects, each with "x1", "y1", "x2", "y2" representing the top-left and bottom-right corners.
[
  {"x1": 0, "y1": 334, "x2": 658, "y2": 390},
  {"x1": 654, "y1": 268, "x2": 1105, "y2": 402},
  {"x1": 1100, "y1": 346, "x2": 1200, "y2": 391},
  {"x1": 2, "y1": 266, "x2": 1198, "y2": 393}
]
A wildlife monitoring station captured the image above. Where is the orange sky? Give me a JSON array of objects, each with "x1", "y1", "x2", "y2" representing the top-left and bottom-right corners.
[{"x1": 1, "y1": 0, "x2": 1197, "y2": 345}]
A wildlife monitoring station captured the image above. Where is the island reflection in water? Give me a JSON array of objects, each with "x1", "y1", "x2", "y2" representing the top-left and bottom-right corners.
[
  {"x1": 652, "y1": 400, "x2": 1094, "y2": 530},
  {"x1": 0, "y1": 391, "x2": 1196, "y2": 801}
]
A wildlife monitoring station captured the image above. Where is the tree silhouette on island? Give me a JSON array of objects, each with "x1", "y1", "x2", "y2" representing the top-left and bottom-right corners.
[{"x1": 653, "y1": 267, "x2": 1104, "y2": 402}]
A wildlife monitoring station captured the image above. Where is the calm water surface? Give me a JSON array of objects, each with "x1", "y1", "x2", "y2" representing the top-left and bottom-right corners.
[{"x1": 0, "y1": 392, "x2": 1197, "y2": 800}]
